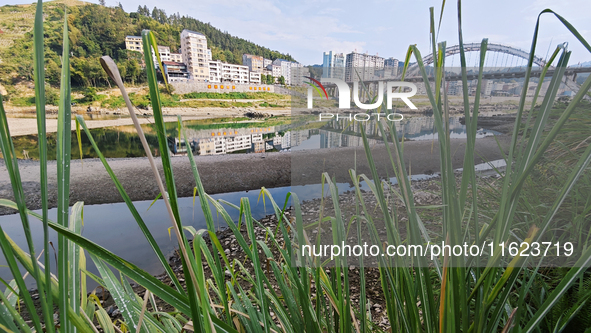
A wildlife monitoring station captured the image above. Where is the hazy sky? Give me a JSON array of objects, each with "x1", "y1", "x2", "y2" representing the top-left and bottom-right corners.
[{"x1": 5, "y1": 0, "x2": 591, "y2": 65}]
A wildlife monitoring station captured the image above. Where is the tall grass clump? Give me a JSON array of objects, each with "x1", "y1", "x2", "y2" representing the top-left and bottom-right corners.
[{"x1": 0, "y1": 0, "x2": 590, "y2": 332}]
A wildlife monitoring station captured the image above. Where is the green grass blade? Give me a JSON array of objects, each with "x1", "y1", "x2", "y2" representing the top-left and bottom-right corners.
[
  {"x1": 94, "y1": 307, "x2": 115, "y2": 333},
  {"x1": 0, "y1": 66, "x2": 47, "y2": 333},
  {"x1": 57, "y1": 7, "x2": 73, "y2": 332},
  {"x1": 69, "y1": 202, "x2": 84, "y2": 324},
  {"x1": 0, "y1": 279, "x2": 32, "y2": 332},
  {"x1": 90, "y1": 255, "x2": 145, "y2": 333},
  {"x1": 33, "y1": 0, "x2": 54, "y2": 327},
  {"x1": 522, "y1": 245, "x2": 591, "y2": 332},
  {"x1": 241, "y1": 197, "x2": 271, "y2": 332}
]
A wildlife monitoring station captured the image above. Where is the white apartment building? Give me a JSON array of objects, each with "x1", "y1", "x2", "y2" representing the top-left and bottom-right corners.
[
  {"x1": 243, "y1": 54, "x2": 264, "y2": 72},
  {"x1": 252, "y1": 133, "x2": 263, "y2": 143},
  {"x1": 263, "y1": 58, "x2": 272, "y2": 67},
  {"x1": 213, "y1": 137, "x2": 226, "y2": 155},
  {"x1": 345, "y1": 52, "x2": 385, "y2": 82},
  {"x1": 208, "y1": 60, "x2": 249, "y2": 84},
  {"x1": 249, "y1": 72, "x2": 261, "y2": 84},
  {"x1": 272, "y1": 59, "x2": 292, "y2": 85},
  {"x1": 157, "y1": 46, "x2": 171, "y2": 62},
  {"x1": 180, "y1": 29, "x2": 211, "y2": 81},
  {"x1": 170, "y1": 53, "x2": 183, "y2": 63},
  {"x1": 267, "y1": 64, "x2": 281, "y2": 79},
  {"x1": 225, "y1": 135, "x2": 252, "y2": 153},
  {"x1": 125, "y1": 36, "x2": 143, "y2": 52}
]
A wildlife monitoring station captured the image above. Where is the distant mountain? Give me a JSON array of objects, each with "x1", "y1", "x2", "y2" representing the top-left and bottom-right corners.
[{"x1": 0, "y1": 0, "x2": 296, "y2": 91}]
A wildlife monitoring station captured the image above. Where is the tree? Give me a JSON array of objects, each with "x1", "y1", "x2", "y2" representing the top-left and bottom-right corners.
[
  {"x1": 278, "y1": 76, "x2": 285, "y2": 85},
  {"x1": 99, "y1": 0, "x2": 105, "y2": 5}
]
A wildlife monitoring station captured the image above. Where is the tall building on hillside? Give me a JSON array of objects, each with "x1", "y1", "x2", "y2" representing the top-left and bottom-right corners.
[
  {"x1": 243, "y1": 54, "x2": 264, "y2": 72},
  {"x1": 180, "y1": 29, "x2": 211, "y2": 81},
  {"x1": 263, "y1": 58, "x2": 272, "y2": 67},
  {"x1": 322, "y1": 51, "x2": 345, "y2": 80},
  {"x1": 125, "y1": 36, "x2": 143, "y2": 52},
  {"x1": 345, "y1": 52, "x2": 384, "y2": 82}
]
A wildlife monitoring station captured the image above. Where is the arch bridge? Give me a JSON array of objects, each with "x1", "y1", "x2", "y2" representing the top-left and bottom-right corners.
[{"x1": 319, "y1": 42, "x2": 590, "y2": 99}]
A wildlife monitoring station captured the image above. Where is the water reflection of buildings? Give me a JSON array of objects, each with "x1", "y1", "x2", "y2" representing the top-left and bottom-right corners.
[
  {"x1": 176, "y1": 116, "x2": 486, "y2": 156},
  {"x1": 180, "y1": 124, "x2": 300, "y2": 156}
]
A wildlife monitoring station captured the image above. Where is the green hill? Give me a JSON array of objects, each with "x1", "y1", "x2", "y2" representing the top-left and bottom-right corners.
[{"x1": 0, "y1": 0, "x2": 295, "y2": 99}]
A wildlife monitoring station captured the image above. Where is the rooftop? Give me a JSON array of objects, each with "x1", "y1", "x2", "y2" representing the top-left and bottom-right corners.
[{"x1": 182, "y1": 29, "x2": 205, "y2": 36}]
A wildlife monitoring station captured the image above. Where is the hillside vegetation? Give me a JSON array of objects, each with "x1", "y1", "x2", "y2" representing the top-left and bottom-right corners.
[{"x1": 0, "y1": 0, "x2": 295, "y2": 100}]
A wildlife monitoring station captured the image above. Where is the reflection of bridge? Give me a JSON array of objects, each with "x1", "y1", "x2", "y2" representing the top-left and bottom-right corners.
[{"x1": 320, "y1": 42, "x2": 591, "y2": 98}]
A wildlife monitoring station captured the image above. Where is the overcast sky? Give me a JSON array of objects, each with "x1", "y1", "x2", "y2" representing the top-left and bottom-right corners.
[{"x1": 5, "y1": 0, "x2": 591, "y2": 65}]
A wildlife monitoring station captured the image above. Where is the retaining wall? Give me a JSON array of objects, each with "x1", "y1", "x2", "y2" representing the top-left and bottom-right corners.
[{"x1": 171, "y1": 81, "x2": 278, "y2": 94}]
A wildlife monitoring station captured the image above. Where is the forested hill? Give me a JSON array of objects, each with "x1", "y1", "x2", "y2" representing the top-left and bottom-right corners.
[{"x1": 0, "y1": 0, "x2": 296, "y2": 92}]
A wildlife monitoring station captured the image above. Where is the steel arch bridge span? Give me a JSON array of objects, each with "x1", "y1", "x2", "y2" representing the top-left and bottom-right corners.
[{"x1": 409, "y1": 42, "x2": 548, "y2": 70}]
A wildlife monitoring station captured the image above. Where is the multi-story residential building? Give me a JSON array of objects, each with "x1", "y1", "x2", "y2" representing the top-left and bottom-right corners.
[
  {"x1": 208, "y1": 60, "x2": 249, "y2": 84},
  {"x1": 243, "y1": 54, "x2": 264, "y2": 73},
  {"x1": 125, "y1": 36, "x2": 143, "y2": 52},
  {"x1": 197, "y1": 138, "x2": 215, "y2": 155},
  {"x1": 272, "y1": 59, "x2": 292, "y2": 85},
  {"x1": 157, "y1": 46, "x2": 171, "y2": 62},
  {"x1": 322, "y1": 51, "x2": 345, "y2": 80},
  {"x1": 262, "y1": 68, "x2": 273, "y2": 77},
  {"x1": 170, "y1": 52, "x2": 183, "y2": 63},
  {"x1": 249, "y1": 72, "x2": 261, "y2": 84},
  {"x1": 213, "y1": 137, "x2": 226, "y2": 155},
  {"x1": 225, "y1": 135, "x2": 252, "y2": 153},
  {"x1": 267, "y1": 64, "x2": 281, "y2": 79},
  {"x1": 345, "y1": 52, "x2": 384, "y2": 82},
  {"x1": 263, "y1": 58, "x2": 272, "y2": 67},
  {"x1": 208, "y1": 61, "x2": 221, "y2": 83},
  {"x1": 384, "y1": 57, "x2": 399, "y2": 78},
  {"x1": 125, "y1": 37, "x2": 175, "y2": 65},
  {"x1": 162, "y1": 61, "x2": 188, "y2": 82},
  {"x1": 273, "y1": 132, "x2": 291, "y2": 149},
  {"x1": 180, "y1": 29, "x2": 211, "y2": 81}
]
